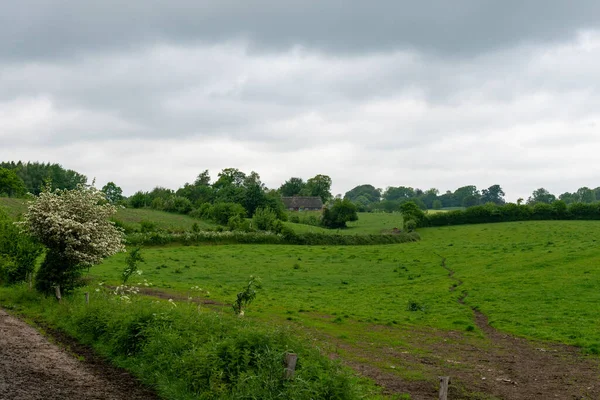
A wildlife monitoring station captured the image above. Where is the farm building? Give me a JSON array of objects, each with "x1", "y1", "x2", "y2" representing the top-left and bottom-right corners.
[{"x1": 282, "y1": 196, "x2": 323, "y2": 211}]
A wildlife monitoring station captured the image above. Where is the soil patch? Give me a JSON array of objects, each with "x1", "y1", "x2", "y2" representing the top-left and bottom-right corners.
[{"x1": 0, "y1": 308, "x2": 159, "y2": 400}]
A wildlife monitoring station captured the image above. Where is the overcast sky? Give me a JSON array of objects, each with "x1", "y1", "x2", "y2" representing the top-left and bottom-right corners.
[{"x1": 3, "y1": 1, "x2": 600, "y2": 200}]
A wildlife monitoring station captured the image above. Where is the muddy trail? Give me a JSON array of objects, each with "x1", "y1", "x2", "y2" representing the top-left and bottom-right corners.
[
  {"x1": 400, "y1": 254, "x2": 600, "y2": 399},
  {"x1": 0, "y1": 308, "x2": 158, "y2": 400}
]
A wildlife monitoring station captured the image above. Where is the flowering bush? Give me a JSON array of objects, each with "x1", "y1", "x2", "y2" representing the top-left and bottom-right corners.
[{"x1": 19, "y1": 183, "x2": 125, "y2": 294}]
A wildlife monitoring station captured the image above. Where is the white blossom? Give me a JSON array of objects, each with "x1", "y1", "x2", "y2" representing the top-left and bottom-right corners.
[{"x1": 18, "y1": 184, "x2": 125, "y2": 267}]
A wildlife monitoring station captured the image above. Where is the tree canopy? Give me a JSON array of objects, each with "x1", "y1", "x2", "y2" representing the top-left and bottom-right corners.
[
  {"x1": 0, "y1": 161, "x2": 87, "y2": 195},
  {"x1": 0, "y1": 168, "x2": 27, "y2": 197}
]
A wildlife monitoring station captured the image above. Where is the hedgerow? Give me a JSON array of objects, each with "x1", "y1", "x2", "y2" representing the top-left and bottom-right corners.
[
  {"x1": 422, "y1": 201, "x2": 600, "y2": 227},
  {"x1": 126, "y1": 230, "x2": 420, "y2": 246}
]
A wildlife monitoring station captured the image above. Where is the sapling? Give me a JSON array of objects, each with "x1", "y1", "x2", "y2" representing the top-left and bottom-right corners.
[
  {"x1": 122, "y1": 247, "x2": 144, "y2": 284},
  {"x1": 232, "y1": 275, "x2": 262, "y2": 316}
]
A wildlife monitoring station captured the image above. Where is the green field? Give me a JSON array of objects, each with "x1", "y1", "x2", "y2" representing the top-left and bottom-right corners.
[
  {"x1": 0, "y1": 197, "x2": 28, "y2": 218},
  {"x1": 94, "y1": 220, "x2": 600, "y2": 352},
  {"x1": 113, "y1": 207, "x2": 216, "y2": 232},
  {"x1": 286, "y1": 212, "x2": 405, "y2": 235},
  {"x1": 4, "y1": 196, "x2": 600, "y2": 396}
]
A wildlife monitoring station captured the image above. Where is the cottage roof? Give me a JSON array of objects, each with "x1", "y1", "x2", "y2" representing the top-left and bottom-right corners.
[{"x1": 281, "y1": 196, "x2": 323, "y2": 209}]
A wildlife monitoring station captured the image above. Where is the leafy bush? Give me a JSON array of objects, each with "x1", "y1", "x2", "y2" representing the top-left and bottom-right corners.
[
  {"x1": 163, "y1": 196, "x2": 193, "y2": 214},
  {"x1": 0, "y1": 210, "x2": 43, "y2": 285},
  {"x1": 321, "y1": 199, "x2": 358, "y2": 229},
  {"x1": 252, "y1": 207, "x2": 279, "y2": 231},
  {"x1": 210, "y1": 202, "x2": 247, "y2": 225},
  {"x1": 140, "y1": 220, "x2": 157, "y2": 233}
]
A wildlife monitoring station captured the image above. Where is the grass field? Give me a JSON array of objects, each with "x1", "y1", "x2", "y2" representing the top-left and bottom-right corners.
[
  {"x1": 286, "y1": 212, "x2": 405, "y2": 235},
  {"x1": 0, "y1": 197, "x2": 28, "y2": 218},
  {"x1": 4, "y1": 194, "x2": 600, "y2": 396},
  {"x1": 113, "y1": 207, "x2": 216, "y2": 232},
  {"x1": 94, "y1": 220, "x2": 600, "y2": 354}
]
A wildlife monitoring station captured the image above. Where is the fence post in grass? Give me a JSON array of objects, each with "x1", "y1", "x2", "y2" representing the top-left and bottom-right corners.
[
  {"x1": 439, "y1": 376, "x2": 450, "y2": 400},
  {"x1": 85, "y1": 292, "x2": 89, "y2": 305},
  {"x1": 54, "y1": 285, "x2": 62, "y2": 303},
  {"x1": 284, "y1": 353, "x2": 298, "y2": 380},
  {"x1": 28, "y1": 273, "x2": 32, "y2": 290}
]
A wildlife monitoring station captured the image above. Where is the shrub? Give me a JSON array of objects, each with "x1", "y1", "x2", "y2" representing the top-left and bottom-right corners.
[
  {"x1": 0, "y1": 210, "x2": 43, "y2": 285},
  {"x1": 210, "y1": 202, "x2": 247, "y2": 225},
  {"x1": 321, "y1": 199, "x2": 358, "y2": 229},
  {"x1": 164, "y1": 196, "x2": 193, "y2": 214},
  {"x1": 140, "y1": 220, "x2": 157, "y2": 233},
  {"x1": 252, "y1": 207, "x2": 278, "y2": 231},
  {"x1": 19, "y1": 184, "x2": 125, "y2": 294}
]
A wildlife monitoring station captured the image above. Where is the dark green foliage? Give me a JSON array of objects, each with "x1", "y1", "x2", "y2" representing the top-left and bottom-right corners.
[
  {"x1": 0, "y1": 168, "x2": 27, "y2": 197},
  {"x1": 210, "y1": 202, "x2": 247, "y2": 225},
  {"x1": 252, "y1": 207, "x2": 278, "y2": 231},
  {"x1": 279, "y1": 177, "x2": 306, "y2": 197},
  {"x1": 34, "y1": 249, "x2": 84, "y2": 294},
  {"x1": 0, "y1": 161, "x2": 87, "y2": 195},
  {"x1": 101, "y1": 182, "x2": 123, "y2": 204},
  {"x1": 122, "y1": 247, "x2": 144, "y2": 284},
  {"x1": 163, "y1": 196, "x2": 193, "y2": 214},
  {"x1": 232, "y1": 276, "x2": 261, "y2": 315},
  {"x1": 305, "y1": 174, "x2": 333, "y2": 203},
  {"x1": 399, "y1": 201, "x2": 425, "y2": 229},
  {"x1": 126, "y1": 230, "x2": 420, "y2": 246},
  {"x1": 139, "y1": 220, "x2": 157, "y2": 233},
  {"x1": 0, "y1": 211, "x2": 42, "y2": 284},
  {"x1": 424, "y1": 201, "x2": 600, "y2": 227},
  {"x1": 527, "y1": 187, "x2": 556, "y2": 205},
  {"x1": 321, "y1": 199, "x2": 358, "y2": 229},
  {"x1": 129, "y1": 191, "x2": 150, "y2": 208},
  {"x1": 344, "y1": 184, "x2": 381, "y2": 210}
]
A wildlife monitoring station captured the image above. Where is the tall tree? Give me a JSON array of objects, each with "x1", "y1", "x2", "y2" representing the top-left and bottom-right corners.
[
  {"x1": 527, "y1": 188, "x2": 556, "y2": 205},
  {"x1": 0, "y1": 161, "x2": 87, "y2": 195},
  {"x1": 279, "y1": 177, "x2": 306, "y2": 197},
  {"x1": 576, "y1": 187, "x2": 595, "y2": 203},
  {"x1": 305, "y1": 174, "x2": 332, "y2": 203},
  {"x1": 480, "y1": 184, "x2": 506, "y2": 205},
  {"x1": 383, "y1": 186, "x2": 415, "y2": 201},
  {"x1": 344, "y1": 184, "x2": 381, "y2": 204},
  {"x1": 101, "y1": 182, "x2": 123, "y2": 204},
  {"x1": 453, "y1": 185, "x2": 480, "y2": 207}
]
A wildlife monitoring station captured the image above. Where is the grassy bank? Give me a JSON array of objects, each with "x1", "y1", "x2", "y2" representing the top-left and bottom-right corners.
[{"x1": 0, "y1": 285, "x2": 385, "y2": 399}]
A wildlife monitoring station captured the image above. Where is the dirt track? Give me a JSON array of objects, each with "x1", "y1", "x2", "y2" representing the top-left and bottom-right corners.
[{"x1": 0, "y1": 308, "x2": 158, "y2": 400}]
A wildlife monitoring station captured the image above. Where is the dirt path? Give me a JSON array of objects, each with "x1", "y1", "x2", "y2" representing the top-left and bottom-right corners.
[
  {"x1": 0, "y1": 308, "x2": 158, "y2": 400},
  {"x1": 427, "y1": 255, "x2": 600, "y2": 399}
]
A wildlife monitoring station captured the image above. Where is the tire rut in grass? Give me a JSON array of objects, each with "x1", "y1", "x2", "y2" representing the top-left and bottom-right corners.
[
  {"x1": 434, "y1": 252, "x2": 468, "y2": 303},
  {"x1": 431, "y1": 254, "x2": 600, "y2": 400}
]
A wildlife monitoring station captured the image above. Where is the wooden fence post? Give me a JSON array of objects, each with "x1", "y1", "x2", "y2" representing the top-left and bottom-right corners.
[
  {"x1": 439, "y1": 376, "x2": 450, "y2": 400},
  {"x1": 28, "y1": 273, "x2": 32, "y2": 290},
  {"x1": 284, "y1": 353, "x2": 298, "y2": 380},
  {"x1": 54, "y1": 285, "x2": 62, "y2": 303},
  {"x1": 85, "y1": 292, "x2": 89, "y2": 305}
]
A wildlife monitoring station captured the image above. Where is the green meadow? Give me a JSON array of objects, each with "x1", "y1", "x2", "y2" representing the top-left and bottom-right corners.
[
  {"x1": 285, "y1": 212, "x2": 406, "y2": 235},
  {"x1": 94, "y1": 220, "x2": 600, "y2": 354}
]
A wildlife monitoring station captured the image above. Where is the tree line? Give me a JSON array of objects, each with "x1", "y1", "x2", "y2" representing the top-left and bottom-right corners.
[
  {"x1": 0, "y1": 161, "x2": 87, "y2": 196},
  {"x1": 343, "y1": 184, "x2": 600, "y2": 212}
]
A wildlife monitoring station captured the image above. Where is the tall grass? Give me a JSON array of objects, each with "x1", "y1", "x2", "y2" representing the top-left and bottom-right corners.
[{"x1": 0, "y1": 285, "x2": 371, "y2": 399}]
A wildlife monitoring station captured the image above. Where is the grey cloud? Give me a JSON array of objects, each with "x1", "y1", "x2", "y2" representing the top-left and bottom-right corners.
[{"x1": 4, "y1": 0, "x2": 600, "y2": 61}]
